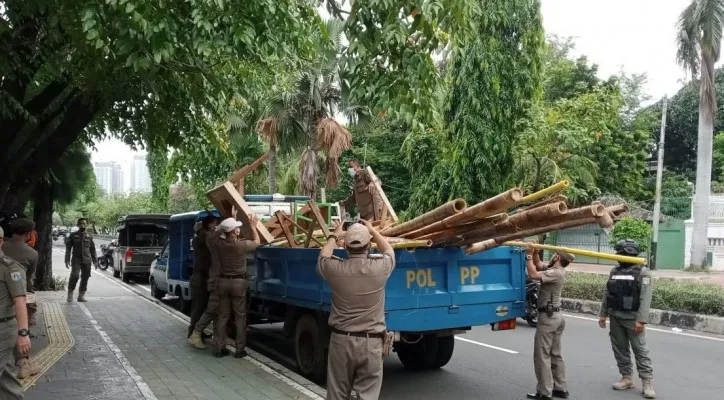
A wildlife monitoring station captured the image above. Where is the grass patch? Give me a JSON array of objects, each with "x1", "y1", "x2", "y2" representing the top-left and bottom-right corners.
[
  {"x1": 51, "y1": 275, "x2": 67, "y2": 291},
  {"x1": 563, "y1": 271, "x2": 724, "y2": 317}
]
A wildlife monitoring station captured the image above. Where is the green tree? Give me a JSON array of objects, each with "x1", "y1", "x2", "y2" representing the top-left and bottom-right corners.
[
  {"x1": 0, "y1": 0, "x2": 320, "y2": 210},
  {"x1": 542, "y1": 35, "x2": 603, "y2": 102},
  {"x1": 258, "y1": 19, "x2": 369, "y2": 199},
  {"x1": 676, "y1": 0, "x2": 724, "y2": 267},
  {"x1": 609, "y1": 216, "x2": 653, "y2": 253},
  {"x1": 168, "y1": 183, "x2": 203, "y2": 214}
]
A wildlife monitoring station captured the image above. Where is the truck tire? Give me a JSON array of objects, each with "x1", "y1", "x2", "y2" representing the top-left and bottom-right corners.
[
  {"x1": 122, "y1": 269, "x2": 132, "y2": 283},
  {"x1": 150, "y1": 279, "x2": 165, "y2": 301},
  {"x1": 113, "y1": 267, "x2": 120, "y2": 278},
  {"x1": 430, "y1": 335, "x2": 455, "y2": 369},
  {"x1": 397, "y1": 334, "x2": 438, "y2": 370},
  {"x1": 294, "y1": 314, "x2": 327, "y2": 384}
]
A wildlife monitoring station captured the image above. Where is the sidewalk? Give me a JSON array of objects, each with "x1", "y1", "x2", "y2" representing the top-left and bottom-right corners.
[
  {"x1": 569, "y1": 263, "x2": 724, "y2": 287},
  {"x1": 21, "y1": 247, "x2": 323, "y2": 400}
]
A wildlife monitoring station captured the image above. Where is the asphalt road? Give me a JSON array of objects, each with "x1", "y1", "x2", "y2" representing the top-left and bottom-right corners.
[{"x1": 62, "y1": 239, "x2": 724, "y2": 400}]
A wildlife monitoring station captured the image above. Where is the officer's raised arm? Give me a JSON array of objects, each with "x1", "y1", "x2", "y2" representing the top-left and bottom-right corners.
[{"x1": 317, "y1": 220, "x2": 344, "y2": 276}]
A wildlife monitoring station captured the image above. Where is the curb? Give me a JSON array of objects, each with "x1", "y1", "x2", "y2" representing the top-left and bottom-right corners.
[{"x1": 561, "y1": 297, "x2": 724, "y2": 336}]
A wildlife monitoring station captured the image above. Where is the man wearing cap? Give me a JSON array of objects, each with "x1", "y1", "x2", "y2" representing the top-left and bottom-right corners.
[
  {"x1": 188, "y1": 215, "x2": 218, "y2": 339},
  {"x1": 0, "y1": 226, "x2": 30, "y2": 399},
  {"x1": 341, "y1": 160, "x2": 384, "y2": 221},
  {"x1": 525, "y1": 243, "x2": 575, "y2": 400},
  {"x1": 317, "y1": 219, "x2": 395, "y2": 400},
  {"x1": 207, "y1": 215, "x2": 260, "y2": 358},
  {"x1": 188, "y1": 221, "x2": 224, "y2": 349},
  {"x1": 1, "y1": 219, "x2": 40, "y2": 380},
  {"x1": 65, "y1": 218, "x2": 98, "y2": 303}
]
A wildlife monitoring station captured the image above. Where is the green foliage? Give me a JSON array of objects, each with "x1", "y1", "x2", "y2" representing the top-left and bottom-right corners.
[
  {"x1": 639, "y1": 172, "x2": 693, "y2": 219},
  {"x1": 542, "y1": 35, "x2": 603, "y2": 102},
  {"x1": 60, "y1": 210, "x2": 83, "y2": 227},
  {"x1": 609, "y1": 216, "x2": 652, "y2": 252},
  {"x1": 83, "y1": 192, "x2": 156, "y2": 229},
  {"x1": 168, "y1": 183, "x2": 203, "y2": 214},
  {"x1": 52, "y1": 212, "x2": 62, "y2": 226},
  {"x1": 712, "y1": 133, "x2": 724, "y2": 182},
  {"x1": 563, "y1": 272, "x2": 724, "y2": 317},
  {"x1": 48, "y1": 142, "x2": 95, "y2": 206},
  {"x1": 147, "y1": 143, "x2": 170, "y2": 210}
]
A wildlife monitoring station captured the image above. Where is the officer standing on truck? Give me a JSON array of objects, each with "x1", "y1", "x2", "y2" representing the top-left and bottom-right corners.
[
  {"x1": 1, "y1": 219, "x2": 40, "y2": 379},
  {"x1": 524, "y1": 243, "x2": 574, "y2": 400},
  {"x1": 598, "y1": 239, "x2": 655, "y2": 399},
  {"x1": 65, "y1": 218, "x2": 98, "y2": 303},
  {"x1": 209, "y1": 216, "x2": 260, "y2": 358},
  {"x1": 0, "y1": 226, "x2": 31, "y2": 399},
  {"x1": 341, "y1": 160, "x2": 384, "y2": 221},
  {"x1": 188, "y1": 215, "x2": 219, "y2": 338},
  {"x1": 317, "y1": 219, "x2": 395, "y2": 400}
]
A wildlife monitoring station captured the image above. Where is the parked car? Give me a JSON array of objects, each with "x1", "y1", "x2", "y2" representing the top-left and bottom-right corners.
[
  {"x1": 149, "y1": 242, "x2": 169, "y2": 301},
  {"x1": 112, "y1": 214, "x2": 170, "y2": 283}
]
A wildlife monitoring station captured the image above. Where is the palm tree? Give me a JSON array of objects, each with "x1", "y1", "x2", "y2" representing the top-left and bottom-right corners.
[
  {"x1": 676, "y1": 0, "x2": 724, "y2": 268},
  {"x1": 257, "y1": 19, "x2": 370, "y2": 198}
]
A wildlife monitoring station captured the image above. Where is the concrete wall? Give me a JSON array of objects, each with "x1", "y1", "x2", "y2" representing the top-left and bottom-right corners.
[{"x1": 684, "y1": 218, "x2": 724, "y2": 271}]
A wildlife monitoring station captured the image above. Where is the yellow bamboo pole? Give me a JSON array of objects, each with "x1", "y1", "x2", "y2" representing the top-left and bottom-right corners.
[
  {"x1": 503, "y1": 241, "x2": 646, "y2": 265},
  {"x1": 518, "y1": 181, "x2": 570, "y2": 204},
  {"x1": 373, "y1": 240, "x2": 433, "y2": 249}
]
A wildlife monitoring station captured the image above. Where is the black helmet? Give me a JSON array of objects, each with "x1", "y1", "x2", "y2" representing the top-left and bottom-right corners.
[{"x1": 614, "y1": 239, "x2": 641, "y2": 256}]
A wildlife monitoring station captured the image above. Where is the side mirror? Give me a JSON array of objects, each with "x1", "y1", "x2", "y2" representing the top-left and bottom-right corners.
[{"x1": 154, "y1": 252, "x2": 160, "y2": 259}]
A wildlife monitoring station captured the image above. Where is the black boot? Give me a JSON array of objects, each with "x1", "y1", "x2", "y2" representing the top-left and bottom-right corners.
[
  {"x1": 527, "y1": 392, "x2": 552, "y2": 400},
  {"x1": 552, "y1": 390, "x2": 569, "y2": 399},
  {"x1": 235, "y1": 349, "x2": 248, "y2": 359},
  {"x1": 214, "y1": 348, "x2": 230, "y2": 358}
]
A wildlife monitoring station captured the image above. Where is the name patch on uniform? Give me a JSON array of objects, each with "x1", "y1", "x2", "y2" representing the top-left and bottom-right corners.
[
  {"x1": 10, "y1": 271, "x2": 22, "y2": 281},
  {"x1": 642, "y1": 276, "x2": 651, "y2": 285},
  {"x1": 611, "y1": 275, "x2": 635, "y2": 280}
]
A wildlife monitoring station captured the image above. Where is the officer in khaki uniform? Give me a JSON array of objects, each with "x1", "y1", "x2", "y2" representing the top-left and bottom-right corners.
[
  {"x1": 599, "y1": 239, "x2": 655, "y2": 399},
  {"x1": 188, "y1": 215, "x2": 218, "y2": 338},
  {"x1": 1, "y1": 219, "x2": 40, "y2": 379},
  {"x1": 65, "y1": 218, "x2": 98, "y2": 303},
  {"x1": 524, "y1": 243, "x2": 574, "y2": 400},
  {"x1": 317, "y1": 219, "x2": 395, "y2": 400},
  {"x1": 341, "y1": 160, "x2": 384, "y2": 221},
  {"x1": 209, "y1": 216, "x2": 260, "y2": 358},
  {"x1": 188, "y1": 226, "x2": 224, "y2": 349},
  {"x1": 0, "y1": 227, "x2": 31, "y2": 400}
]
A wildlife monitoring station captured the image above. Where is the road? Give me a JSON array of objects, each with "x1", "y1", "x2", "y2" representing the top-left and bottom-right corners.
[{"x1": 59, "y1": 239, "x2": 724, "y2": 400}]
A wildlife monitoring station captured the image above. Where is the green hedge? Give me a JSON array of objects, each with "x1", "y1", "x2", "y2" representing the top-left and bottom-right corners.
[{"x1": 563, "y1": 272, "x2": 724, "y2": 317}]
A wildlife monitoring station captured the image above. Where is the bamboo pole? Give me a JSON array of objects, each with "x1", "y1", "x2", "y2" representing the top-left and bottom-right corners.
[
  {"x1": 374, "y1": 240, "x2": 433, "y2": 249},
  {"x1": 518, "y1": 194, "x2": 568, "y2": 212},
  {"x1": 500, "y1": 241, "x2": 646, "y2": 265},
  {"x1": 404, "y1": 189, "x2": 523, "y2": 239},
  {"x1": 416, "y1": 214, "x2": 509, "y2": 241},
  {"x1": 517, "y1": 181, "x2": 570, "y2": 204},
  {"x1": 381, "y1": 198, "x2": 467, "y2": 237}
]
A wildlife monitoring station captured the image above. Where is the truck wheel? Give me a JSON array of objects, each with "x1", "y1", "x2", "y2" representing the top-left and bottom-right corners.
[
  {"x1": 397, "y1": 334, "x2": 438, "y2": 370},
  {"x1": 430, "y1": 335, "x2": 455, "y2": 369},
  {"x1": 113, "y1": 267, "x2": 120, "y2": 278},
  {"x1": 294, "y1": 314, "x2": 327, "y2": 384},
  {"x1": 122, "y1": 270, "x2": 132, "y2": 283},
  {"x1": 150, "y1": 279, "x2": 165, "y2": 300}
]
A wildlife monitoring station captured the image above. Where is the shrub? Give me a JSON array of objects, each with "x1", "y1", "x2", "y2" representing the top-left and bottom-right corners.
[
  {"x1": 563, "y1": 271, "x2": 724, "y2": 317},
  {"x1": 608, "y1": 216, "x2": 652, "y2": 253}
]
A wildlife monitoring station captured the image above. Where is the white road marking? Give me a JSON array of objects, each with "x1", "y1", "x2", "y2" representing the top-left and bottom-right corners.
[
  {"x1": 78, "y1": 303, "x2": 158, "y2": 400},
  {"x1": 563, "y1": 313, "x2": 724, "y2": 343},
  {"x1": 455, "y1": 336, "x2": 519, "y2": 354}
]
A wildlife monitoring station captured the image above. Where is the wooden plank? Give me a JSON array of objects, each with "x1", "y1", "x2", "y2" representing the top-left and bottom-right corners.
[
  {"x1": 227, "y1": 151, "x2": 271, "y2": 184},
  {"x1": 274, "y1": 211, "x2": 298, "y2": 248},
  {"x1": 365, "y1": 166, "x2": 398, "y2": 222},
  {"x1": 284, "y1": 216, "x2": 324, "y2": 247},
  {"x1": 206, "y1": 182, "x2": 275, "y2": 243},
  {"x1": 304, "y1": 217, "x2": 317, "y2": 248},
  {"x1": 307, "y1": 201, "x2": 331, "y2": 237},
  {"x1": 379, "y1": 206, "x2": 389, "y2": 227}
]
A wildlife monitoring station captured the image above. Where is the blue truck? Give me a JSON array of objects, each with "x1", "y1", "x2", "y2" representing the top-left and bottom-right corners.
[{"x1": 151, "y1": 202, "x2": 527, "y2": 383}]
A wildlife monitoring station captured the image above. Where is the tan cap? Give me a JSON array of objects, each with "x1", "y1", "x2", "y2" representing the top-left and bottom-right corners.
[
  {"x1": 345, "y1": 223, "x2": 371, "y2": 249},
  {"x1": 219, "y1": 217, "x2": 243, "y2": 233}
]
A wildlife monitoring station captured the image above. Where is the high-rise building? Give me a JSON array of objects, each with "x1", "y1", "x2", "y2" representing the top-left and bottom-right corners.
[
  {"x1": 131, "y1": 155, "x2": 152, "y2": 193},
  {"x1": 93, "y1": 161, "x2": 123, "y2": 195}
]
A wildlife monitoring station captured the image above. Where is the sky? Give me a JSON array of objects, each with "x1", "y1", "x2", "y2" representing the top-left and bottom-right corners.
[{"x1": 92, "y1": 0, "x2": 695, "y2": 166}]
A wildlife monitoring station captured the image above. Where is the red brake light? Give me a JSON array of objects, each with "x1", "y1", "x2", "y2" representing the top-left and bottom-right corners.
[
  {"x1": 492, "y1": 319, "x2": 516, "y2": 331},
  {"x1": 125, "y1": 248, "x2": 133, "y2": 263}
]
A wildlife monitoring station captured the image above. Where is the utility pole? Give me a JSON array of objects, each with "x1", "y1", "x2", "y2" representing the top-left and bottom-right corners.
[{"x1": 651, "y1": 96, "x2": 668, "y2": 270}]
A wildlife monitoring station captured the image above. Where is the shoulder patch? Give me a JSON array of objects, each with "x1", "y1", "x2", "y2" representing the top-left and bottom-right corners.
[
  {"x1": 0, "y1": 256, "x2": 12, "y2": 265},
  {"x1": 368, "y1": 254, "x2": 384, "y2": 259},
  {"x1": 642, "y1": 276, "x2": 651, "y2": 285},
  {"x1": 11, "y1": 271, "x2": 23, "y2": 281}
]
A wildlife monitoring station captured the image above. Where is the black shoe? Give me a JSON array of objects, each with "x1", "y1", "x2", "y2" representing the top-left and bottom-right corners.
[
  {"x1": 202, "y1": 332, "x2": 212, "y2": 340},
  {"x1": 214, "y1": 348, "x2": 230, "y2": 358},
  {"x1": 527, "y1": 393, "x2": 552, "y2": 400},
  {"x1": 235, "y1": 349, "x2": 248, "y2": 359},
  {"x1": 552, "y1": 390, "x2": 569, "y2": 399}
]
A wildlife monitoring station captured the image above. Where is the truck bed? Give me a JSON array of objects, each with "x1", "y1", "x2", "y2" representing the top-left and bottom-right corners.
[{"x1": 252, "y1": 246, "x2": 526, "y2": 332}]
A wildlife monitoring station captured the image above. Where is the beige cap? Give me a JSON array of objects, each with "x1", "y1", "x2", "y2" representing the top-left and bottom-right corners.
[
  {"x1": 219, "y1": 217, "x2": 243, "y2": 233},
  {"x1": 345, "y1": 223, "x2": 371, "y2": 249}
]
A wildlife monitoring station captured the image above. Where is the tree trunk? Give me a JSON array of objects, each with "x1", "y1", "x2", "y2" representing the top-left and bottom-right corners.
[
  {"x1": 268, "y1": 143, "x2": 277, "y2": 194},
  {"x1": 33, "y1": 180, "x2": 54, "y2": 290},
  {"x1": 690, "y1": 72, "x2": 715, "y2": 268}
]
